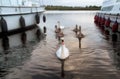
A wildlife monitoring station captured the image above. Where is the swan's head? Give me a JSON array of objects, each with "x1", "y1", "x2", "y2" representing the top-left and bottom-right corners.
[{"x1": 60, "y1": 37, "x2": 64, "y2": 45}]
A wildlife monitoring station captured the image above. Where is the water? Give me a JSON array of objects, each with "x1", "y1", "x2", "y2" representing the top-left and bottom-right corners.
[{"x1": 0, "y1": 11, "x2": 120, "y2": 79}]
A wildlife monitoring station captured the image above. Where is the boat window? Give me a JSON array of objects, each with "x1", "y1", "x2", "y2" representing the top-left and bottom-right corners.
[
  {"x1": 101, "y1": 6, "x2": 113, "y2": 11},
  {"x1": 0, "y1": 0, "x2": 22, "y2": 6},
  {"x1": 11, "y1": 0, "x2": 20, "y2": 6},
  {"x1": 0, "y1": 0, "x2": 11, "y2": 6},
  {"x1": 0, "y1": 0, "x2": 40, "y2": 6},
  {"x1": 116, "y1": 0, "x2": 120, "y2": 2}
]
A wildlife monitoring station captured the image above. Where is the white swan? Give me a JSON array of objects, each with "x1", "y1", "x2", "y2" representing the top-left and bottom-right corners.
[
  {"x1": 57, "y1": 21, "x2": 65, "y2": 29},
  {"x1": 56, "y1": 38, "x2": 69, "y2": 60}
]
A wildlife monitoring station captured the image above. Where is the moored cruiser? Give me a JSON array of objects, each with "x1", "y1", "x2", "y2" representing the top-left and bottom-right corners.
[
  {"x1": 0, "y1": 0, "x2": 45, "y2": 51},
  {"x1": 94, "y1": 0, "x2": 120, "y2": 41}
]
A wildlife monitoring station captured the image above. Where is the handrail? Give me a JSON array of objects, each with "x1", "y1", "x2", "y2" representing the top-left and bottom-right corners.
[{"x1": 0, "y1": 6, "x2": 43, "y2": 8}]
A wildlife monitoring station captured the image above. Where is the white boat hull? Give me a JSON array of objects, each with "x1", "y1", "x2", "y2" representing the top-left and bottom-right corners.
[{"x1": 0, "y1": 6, "x2": 45, "y2": 51}]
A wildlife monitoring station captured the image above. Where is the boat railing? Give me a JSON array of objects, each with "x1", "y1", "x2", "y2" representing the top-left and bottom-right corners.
[
  {"x1": 0, "y1": 6, "x2": 45, "y2": 15},
  {"x1": 102, "y1": 0, "x2": 115, "y2": 6}
]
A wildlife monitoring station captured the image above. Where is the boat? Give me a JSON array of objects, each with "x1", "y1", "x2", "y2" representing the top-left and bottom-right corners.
[
  {"x1": 56, "y1": 38, "x2": 69, "y2": 60},
  {"x1": 0, "y1": 0, "x2": 45, "y2": 51},
  {"x1": 94, "y1": 0, "x2": 120, "y2": 41}
]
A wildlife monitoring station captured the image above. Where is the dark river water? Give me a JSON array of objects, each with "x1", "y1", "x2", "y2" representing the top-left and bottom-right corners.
[{"x1": 0, "y1": 11, "x2": 120, "y2": 79}]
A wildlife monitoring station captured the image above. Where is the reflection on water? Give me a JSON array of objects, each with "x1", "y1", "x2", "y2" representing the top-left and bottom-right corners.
[
  {"x1": 111, "y1": 41, "x2": 120, "y2": 69},
  {"x1": 0, "y1": 11, "x2": 120, "y2": 79},
  {"x1": 0, "y1": 40, "x2": 39, "y2": 78}
]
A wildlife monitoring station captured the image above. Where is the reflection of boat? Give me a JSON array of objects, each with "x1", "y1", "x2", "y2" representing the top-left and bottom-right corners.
[
  {"x1": 56, "y1": 38, "x2": 69, "y2": 60},
  {"x1": 94, "y1": 0, "x2": 120, "y2": 40},
  {"x1": 0, "y1": 42, "x2": 35, "y2": 77},
  {"x1": 0, "y1": 0, "x2": 45, "y2": 51}
]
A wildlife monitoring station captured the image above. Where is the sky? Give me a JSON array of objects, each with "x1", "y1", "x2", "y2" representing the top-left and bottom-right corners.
[{"x1": 43, "y1": 0, "x2": 104, "y2": 6}]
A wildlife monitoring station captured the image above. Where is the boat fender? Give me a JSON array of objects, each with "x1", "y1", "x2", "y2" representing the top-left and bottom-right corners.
[
  {"x1": 0, "y1": 17, "x2": 8, "y2": 33},
  {"x1": 94, "y1": 15, "x2": 97, "y2": 23},
  {"x1": 105, "y1": 30, "x2": 110, "y2": 35},
  {"x1": 96, "y1": 15, "x2": 99, "y2": 23},
  {"x1": 43, "y1": 26, "x2": 47, "y2": 33},
  {"x1": 112, "y1": 33, "x2": 117, "y2": 42},
  {"x1": 98, "y1": 17, "x2": 101, "y2": 26},
  {"x1": 35, "y1": 13, "x2": 40, "y2": 24},
  {"x1": 112, "y1": 21, "x2": 118, "y2": 32},
  {"x1": 101, "y1": 17, "x2": 105, "y2": 25},
  {"x1": 43, "y1": 15, "x2": 46, "y2": 23},
  {"x1": 101, "y1": 25, "x2": 105, "y2": 31},
  {"x1": 19, "y1": 16, "x2": 26, "y2": 28},
  {"x1": 105, "y1": 18, "x2": 111, "y2": 27},
  {"x1": 21, "y1": 32, "x2": 27, "y2": 45},
  {"x1": 117, "y1": 53, "x2": 120, "y2": 56},
  {"x1": 96, "y1": 16, "x2": 99, "y2": 24},
  {"x1": 100, "y1": 17, "x2": 103, "y2": 25},
  {"x1": 36, "y1": 29, "x2": 41, "y2": 40},
  {"x1": 2, "y1": 37, "x2": 9, "y2": 50}
]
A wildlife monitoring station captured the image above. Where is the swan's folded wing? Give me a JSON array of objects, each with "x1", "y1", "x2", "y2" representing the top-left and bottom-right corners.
[{"x1": 56, "y1": 46, "x2": 69, "y2": 60}]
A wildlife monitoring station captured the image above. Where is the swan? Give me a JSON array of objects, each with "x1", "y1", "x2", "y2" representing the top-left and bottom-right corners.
[
  {"x1": 76, "y1": 26, "x2": 84, "y2": 38},
  {"x1": 57, "y1": 21, "x2": 65, "y2": 29},
  {"x1": 73, "y1": 25, "x2": 79, "y2": 33},
  {"x1": 56, "y1": 38, "x2": 69, "y2": 60}
]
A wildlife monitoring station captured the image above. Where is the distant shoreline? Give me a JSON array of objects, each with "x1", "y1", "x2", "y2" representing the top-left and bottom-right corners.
[{"x1": 45, "y1": 6, "x2": 101, "y2": 10}]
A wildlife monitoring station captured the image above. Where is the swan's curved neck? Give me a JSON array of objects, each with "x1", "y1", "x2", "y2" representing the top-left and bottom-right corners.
[
  {"x1": 61, "y1": 42, "x2": 64, "y2": 58},
  {"x1": 58, "y1": 21, "x2": 60, "y2": 28}
]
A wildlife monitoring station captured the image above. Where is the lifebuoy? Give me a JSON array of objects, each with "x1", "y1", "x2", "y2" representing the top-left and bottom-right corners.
[
  {"x1": 105, "y1": 18, "x2": 111, "y2": 27},
  {"x1": 2, "y1": 37, "x2": 9, "y2": 50},
  {"x1": 43, "y1": 15, "x2": 46, "y2": 23},
  {"x1": 19, "y1": 16, "x2": 26, "y2": 28},
  {"x1": 112, "y1": 21, "x2": 118, "y2": 32},
  {"x1": 35, "y1": 13, "x2": 40, "y2": 24},
  {"x1": 21, "y1": 32, "x2": 27, "y2": 45}
]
